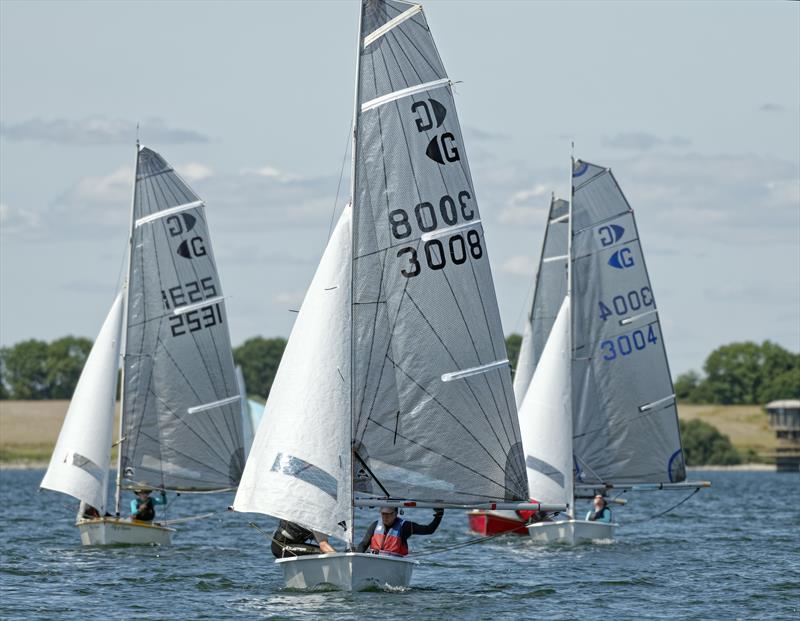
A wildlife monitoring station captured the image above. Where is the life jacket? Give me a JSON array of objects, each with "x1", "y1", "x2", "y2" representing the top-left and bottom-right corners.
[
  {"x1": 369, "y1": 518, "x2": 408, "y2": 557},
  {"x1": 589, "y1": 506, "x2": 611, "y2": 522},
  {"x1": 134, "y1": 497, "x2": 155, "y2": 522}
]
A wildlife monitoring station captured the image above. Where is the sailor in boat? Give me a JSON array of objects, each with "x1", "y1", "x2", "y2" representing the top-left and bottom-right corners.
[
  {"x1": 585, "y1": 495, "x2": 612, "y2": 523},
  {"x1": 271, "y1": 520, "x2": 336, "y2": 558},
  {"x1": 356, "y1": 506, "x2": 444, "y2": 557},
  {"x1": 130, "y1": 489, "x2": 167, "y2": 522},
  {"x1": 516, "y1": 499, "x2": 554, "y2": 525}
]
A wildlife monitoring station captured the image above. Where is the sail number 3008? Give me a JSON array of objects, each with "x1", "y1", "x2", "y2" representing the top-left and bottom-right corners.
[{"x1": 389, "y1": 191, "x2": 482, "y2": 278}]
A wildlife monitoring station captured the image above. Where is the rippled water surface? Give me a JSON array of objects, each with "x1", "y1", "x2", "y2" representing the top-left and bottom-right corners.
[{"x1": 1, "y1": 470, "x2": 798, "y2": 619}]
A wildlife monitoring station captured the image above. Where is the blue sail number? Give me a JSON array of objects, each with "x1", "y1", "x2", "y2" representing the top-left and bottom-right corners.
[{"x1": 600, "y1": 326, "x2": 658, "y2": 361}]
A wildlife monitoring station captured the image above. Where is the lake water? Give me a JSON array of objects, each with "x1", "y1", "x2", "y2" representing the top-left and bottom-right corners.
[{"x1": 1, "y1": 469, "x2": 798, "y2": 620}]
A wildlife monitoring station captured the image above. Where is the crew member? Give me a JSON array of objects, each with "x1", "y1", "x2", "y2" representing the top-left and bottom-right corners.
[
  {"x1": 271, "y1": 519, "x2": 336, "y2": 558},
  {"x1": 130, "y1": 489, "x2": 167, "y2": 522},
  {"x1": 356, "y1": 506, "x2": 444, "y2": 557},
  {"x1": 586, "y1": 495, "x2": 612, "y2": 523}
]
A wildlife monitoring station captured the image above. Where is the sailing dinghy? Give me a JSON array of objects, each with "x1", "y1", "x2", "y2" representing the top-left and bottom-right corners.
[
  {"x1": 233, "y1": 0, "x2": 563, "y2": 590},
  {"x1": 41, "y1": 144, "x2": 246, "y2": 545},
  {"x1": 472, "y1": 162, "x2": 710, "y2": 543}
]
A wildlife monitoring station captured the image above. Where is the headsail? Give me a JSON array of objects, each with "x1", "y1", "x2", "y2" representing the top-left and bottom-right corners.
[
  {"x1": 570, "y1": 159, "x2": 685, "y2": 485},
  {"x1": 120, "y1": 146, "x2": 245, "y2": 492},
  {"x1": 513, "y1": 196, "x2": 569, "y2": 407},
  {"x1": 517, "y1": 297, "x2": 573, "y2": 513},
  {"x1": 351, "y1": 0, "x2": 527, "y2": 504},
  {"x1": 234, "y1": 209, "x2": 353, "y2": 541},
  {"x1": 41, "y1": 293, "x2": 124, "y2": 513}
]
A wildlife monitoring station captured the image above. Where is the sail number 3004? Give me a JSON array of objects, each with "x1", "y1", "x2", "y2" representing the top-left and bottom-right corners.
[
  {"x1": 600, "y1": 326, "x2": 658, "y2": 361},
  {"x1": 389, "y1": 192, "x2": 482, "y2": 278}
]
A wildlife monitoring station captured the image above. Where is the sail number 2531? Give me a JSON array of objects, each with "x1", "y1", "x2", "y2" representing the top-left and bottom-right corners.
[{"x1": 389, "y1": 191, "x2": 481, "y2": 278}]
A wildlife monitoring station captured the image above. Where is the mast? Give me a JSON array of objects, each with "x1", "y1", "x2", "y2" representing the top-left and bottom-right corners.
[
  {"x1": 347, "y1": 1, "x2": 365, "y2": 549},
  {"x1": 566, "y1": 151, "x2": 575, "y2": 518},
  {"x1": 114, "y1": 141, "x2": 140, "y2": 516}
]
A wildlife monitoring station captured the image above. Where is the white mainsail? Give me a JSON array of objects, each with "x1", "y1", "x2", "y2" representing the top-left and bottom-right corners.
[
  {"x1": 517, "y1": 297, "x2": 573, "y2": 514},
  {"x1": 234, "y1": 208, "x2": 353, "y2": 540},
  {"x1": 40, "y1": 292, "x2": 124, "y2": 513}
]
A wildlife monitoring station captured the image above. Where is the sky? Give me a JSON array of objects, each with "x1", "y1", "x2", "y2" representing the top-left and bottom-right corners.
[{"x1": 1, "y1": 0, "x2": 798, "y2": 377}]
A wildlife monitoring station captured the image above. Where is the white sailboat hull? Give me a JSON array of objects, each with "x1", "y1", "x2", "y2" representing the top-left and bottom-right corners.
[
  {"x1": 527, "y1": 519, "x2": 616, "y2": 545},
  {"x1": 76, "y1": 517, "x2": 174, "y2": 546},
  {"x1": 276, "y1": 552, "x2": 417, "y2": 591}
]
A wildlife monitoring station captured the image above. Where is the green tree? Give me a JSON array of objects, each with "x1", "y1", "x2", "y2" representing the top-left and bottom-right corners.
[
  {"x1": 759, "y1": 367, "x2": 800, "y2": 403},
  {"x1": 701, "y1": 341, "x2": 799, "y2": 404},
  {"x1": 1, "y1": 339, "x2": 51, "y2": 399},
  {"x1": 679, "y1": 419, "x2": 741, "y2": 465},
  {"x1": 506, "y1": 333, "x2": 522, "y2": 379},
  {"x1": 233, "y1": 337, "x2": 287, "y2": 400},
  {"x1": 674, "y1": 370, "x2": 701, "y2": 401},
  {"x1": 45, "y1": 336, "x2": 92, "y2": 399}
]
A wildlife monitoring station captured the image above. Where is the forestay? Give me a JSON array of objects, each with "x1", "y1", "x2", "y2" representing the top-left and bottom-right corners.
[
  {"x1": 351, "y1": 0, "x2": 527, "y2": 504},
  {"x1": 513, "y1": 197, "x2": 569, "y2": 407},
  {"x1": 517, "y1": 298, "x2": 574, "y2": 513},
  {"x1": 570, "y1": 159, "x2": 685, "y2": 485},
  {"x1": 120, "y1": 146, "x2": 245, "y2": 492},
  {"x1": 234, "y1": 209, "x2": 353, "y2": 541},
  {"x1": 41, "y1": 293, "x2": 124, "y2": 513}
]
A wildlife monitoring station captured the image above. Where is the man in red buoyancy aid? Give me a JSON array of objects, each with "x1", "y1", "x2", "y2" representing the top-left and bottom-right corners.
[{"x1": 356, "y1": 506, "x2": 444, "y2": 557}]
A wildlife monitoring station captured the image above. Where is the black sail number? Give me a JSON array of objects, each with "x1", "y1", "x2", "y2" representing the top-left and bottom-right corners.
[{"x1": 397, "y1": 247, "x2": 421, "y2": 278}]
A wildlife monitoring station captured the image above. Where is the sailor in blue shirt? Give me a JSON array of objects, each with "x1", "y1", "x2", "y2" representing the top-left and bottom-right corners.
[
  {"x1": 585, "y1": 495, "x2": 612, "y2": 523},
  {"x1": 130, "y1": 489, "x2": 167, "y2": 522}
]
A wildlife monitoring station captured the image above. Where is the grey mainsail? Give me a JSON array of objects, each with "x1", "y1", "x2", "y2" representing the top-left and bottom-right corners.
[
  {"x1": 570, "y1": 159, "x2": 685, "y2": 485},
  {"x1": 351, "y1": 0, "x2": 527, "y2": 504},
  {"x1": 513, "y1": 196, "x2": 569, "y2": 407},
  {"x1": 120, "y1": 146, "x2": 244, "y2": 492}
]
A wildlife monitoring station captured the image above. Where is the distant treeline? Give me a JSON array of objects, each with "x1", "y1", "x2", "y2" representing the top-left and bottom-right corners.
[
  {"x1": 673, "y1": 341, "x2": 799, "y2": 405},
  {"x1": 1, "y1": 336, "x2": 797, "y2": 405}
]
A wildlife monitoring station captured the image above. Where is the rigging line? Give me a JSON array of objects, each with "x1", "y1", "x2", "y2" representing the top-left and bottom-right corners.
[
  {"x1": 161, "y1": 511, "x2": 218, "y2": 526},
  {"x1": 403, "y1": 290, "x2": 508, "y2": 453},
  {"x1": 384, "y1": 354, "x2": 510, "y2": 476},
  {"x1": 625, "y1": 487, "x2": 701, "y2": 524},
  {"x1": 327, "y1": 120, "x2": 353, "y2": 242},
  {"x1": 369, "y1": 417, "x2": 515, "y2": 496},
  {"x1": 353, "y1": 450, "x2": 391, "y2": 497},
  {"x1": 409, "y1": 528, "x2": 523, "y2": 558}
]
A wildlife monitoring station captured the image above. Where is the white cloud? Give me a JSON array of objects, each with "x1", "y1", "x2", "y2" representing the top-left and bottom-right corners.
[
  {"x1": 602, "y1": 132, "x2": 692, "y2": 151},
  {"x1": 239, "y1": 165, "x2": 302, "y2": 182},
  {"x1": 0, "y1": 116, "x2": 209, "y2": 145},
  {"x1": 497, "y1": 184, "x2": 551, "y2": 226},
  {"x1": 500, "y1": 254, "x2": 536, "y2": 277},
  {"x1": 176, "y1": 162, "x2": 214, "y2": 182},
  {"x1": 71, "y1": 166, "x2": 132, "y2": 204},
  {"x1": 273, "y1": 291, "x2": 304, "y2": 308},
  {"x1": 0, "y1": 203, "x2": 42, "y2": 235}
]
